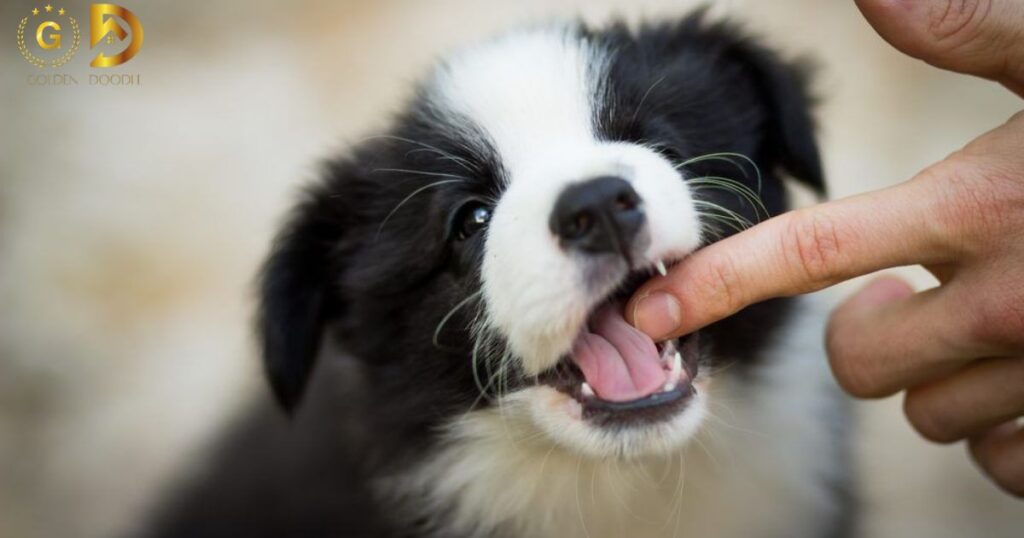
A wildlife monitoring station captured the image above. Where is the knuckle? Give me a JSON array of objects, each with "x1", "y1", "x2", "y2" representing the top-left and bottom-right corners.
[
  {"x1": 904, "y1": 391, "x2": 961, "y2": 443},
  {"x1": 929, "y1": 160, "x2": 1017, "y2": 246},
  {"x1": 782, "y1": 210, "x2": 846, "y2": 289},
  {"x1": 695, "y1": 253, "x2": 745, "y2": 319},
  {"x1": 966, "y1": 298, "x2": 1024, "y2": 351}
]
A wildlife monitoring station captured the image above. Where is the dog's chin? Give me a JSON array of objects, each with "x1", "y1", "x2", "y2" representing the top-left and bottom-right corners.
[{"x1": 499, "y1": 376, "x2": 710, "y2": 459}]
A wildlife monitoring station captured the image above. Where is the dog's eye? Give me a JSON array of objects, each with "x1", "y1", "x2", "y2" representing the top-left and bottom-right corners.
[{"x1": 454, "y1": 202, "x2": 491, "y2": 240}]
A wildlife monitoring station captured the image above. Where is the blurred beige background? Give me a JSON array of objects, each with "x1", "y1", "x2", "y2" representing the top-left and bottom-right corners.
[{"x1": 1, "y1": 1, "x2": 1021, "y2": 536}]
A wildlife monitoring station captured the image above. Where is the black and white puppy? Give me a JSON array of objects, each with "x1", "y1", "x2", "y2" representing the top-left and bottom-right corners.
[{"x1": 149, "y1": 12, "x2": 853, "y2": 538}]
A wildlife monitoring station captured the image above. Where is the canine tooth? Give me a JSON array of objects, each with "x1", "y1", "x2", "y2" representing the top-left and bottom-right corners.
[
  {"x1": 581, "y1": 382, "x2": 595, "y2": 398},
  {"x1": 671, "y1": 351, "x2": 683, "y2": 380},
  {"x1": 655, "y1": 260, "x2": 668, "y2": 276},
  {"x1": 663, "y1": 380, "x2": 676, "y2": 392}
]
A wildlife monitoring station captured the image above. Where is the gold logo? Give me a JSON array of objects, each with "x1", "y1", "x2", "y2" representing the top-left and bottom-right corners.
[
  {"x1": 16, "y1": 3, "x2": 143, "y2": 69},
  {"x1": 89, "y1": 3, "x2": 143, "y2": 68},
  {"x1": 17, "y1": 4, "x2": 80, "y2": 68}
]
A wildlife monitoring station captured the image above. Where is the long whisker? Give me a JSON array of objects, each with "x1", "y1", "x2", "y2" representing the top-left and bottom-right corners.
[
  {"x1": 469, "y1": 331, "x2": 500, "y2": 404},
  {"x1": 494, "y1": 347, "x2": 523, "y2": 441},
  {"x1": 464, "y1": 326, "x2": 515, "y2": 422},
  {"x1": 634, "y1": 138, "x2": 680, "y2": 157},
  {"x1": 703, "y1": 399, "x2": 772, "y2": 441},
  {"x1": 533, "y1": 441, "x2": 560, "y2": 499},
  {"x1": 671, "y1": 451, "x2": 687, "y2": 535},
  {"x1": 630, "y1": 76, "x2": 667, "y2": 126},
  {"x1": 675, "y1": 151, "x2": 763, "y2": 193},
  {"x1": 364, "y1": 134, "x2": 480, "y2": 174},
  {"x1": 688, "y1": 176, "x2": 769, "y2": 220},
  {"x1": 692, "y1": 200, "x2": 754, "y2": 232},
  {"x1": 695, "y1": 213, "x2": 750, "y2": 239},
  {"x1": 692, "y1": 200, "x2": 753, "y2": 225},
  {"x1": 693, "y1": 433, "x2": 722, "y2": 472},
  {"x1": 433, "y1": 290, "x2": 484, "y2": 349},
  {"x1": 406, "y1": 148, "x2": 479, "y2": 174},
  {"x1": 459, "y1": 355, "x2": 496, "y2": 419},
  {"x1": 372, "y1": 168, "x2": 470, "y2": 181},
  {"x1": 690, "y1": 186, "x2": 766, "y2": 225},
  {"x1": 575, "y1": 455, "x2": 593, "y2": 538},
  {"x1": 607, "y1": 459, "x2": 648, "y2": 523},
  {"x1": 375, "y1": 178, "x2": 465, "y2": 239},
  {"x1": 698, "y1": 218, "x2": 739, "y2": 237}
]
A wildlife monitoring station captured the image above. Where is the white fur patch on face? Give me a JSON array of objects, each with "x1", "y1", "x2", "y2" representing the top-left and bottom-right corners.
[{"x1": 429, "y1": 27, "x2": 701, "y2": 376}]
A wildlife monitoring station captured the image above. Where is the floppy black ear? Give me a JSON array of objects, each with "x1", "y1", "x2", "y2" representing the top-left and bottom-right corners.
[
  {"x1": 258, "y1": 187, "x2": 346, "y2": 412},
  {"x1": 731, "y1": 39, "x2": 825, "y2": 193}
]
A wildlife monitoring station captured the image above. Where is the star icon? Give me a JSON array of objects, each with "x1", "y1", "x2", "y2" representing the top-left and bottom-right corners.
[
  {"x1": 44, "y1": 4, "x2": 53, "y2": 13},
  {"x1": 32, "y1": 8, "x2": 39, "y2": 15},
  {"x1": 58, "y1": 8, "x2": 65, "y2": 16}
]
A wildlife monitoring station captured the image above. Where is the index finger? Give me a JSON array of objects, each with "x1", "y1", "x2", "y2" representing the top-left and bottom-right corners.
[{"x1": 627, "y1": 176, "x2": 955, "y2": 339}]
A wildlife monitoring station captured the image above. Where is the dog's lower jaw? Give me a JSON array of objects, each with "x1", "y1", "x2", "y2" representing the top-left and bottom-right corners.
[{"x1": 380, "y1": 299, "x2": 850, "y2": 538}]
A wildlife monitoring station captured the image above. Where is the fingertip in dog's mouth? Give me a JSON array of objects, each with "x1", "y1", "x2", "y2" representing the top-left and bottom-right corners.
[{"x1": 537, "y1": 260, "x2": 701, "y2": 427}]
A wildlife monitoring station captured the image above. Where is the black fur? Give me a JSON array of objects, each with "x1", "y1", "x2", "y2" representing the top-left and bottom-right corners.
[{"x1": 145, "y1": 13, "x2": 850, "y2": 538}]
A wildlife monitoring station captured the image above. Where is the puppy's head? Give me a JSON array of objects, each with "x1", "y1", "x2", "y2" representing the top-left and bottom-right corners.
[{"x1": 259, "y1": 15, "x2": 822, "y2": 459}]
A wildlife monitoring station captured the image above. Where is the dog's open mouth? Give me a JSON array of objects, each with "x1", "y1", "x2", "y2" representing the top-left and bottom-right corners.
[{"x1": 537, "y1": 266, "x2": 700, "y2": 427}]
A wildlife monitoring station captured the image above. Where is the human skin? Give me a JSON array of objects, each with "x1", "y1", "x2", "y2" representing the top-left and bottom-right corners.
[{"x1": 629, "y1": 0, "x2": 1024, "y2": 496}]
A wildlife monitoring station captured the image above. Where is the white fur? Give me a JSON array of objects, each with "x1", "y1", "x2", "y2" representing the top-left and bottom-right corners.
[
  {"x1": 429, "y1": 28, "x2": 702, "y2": 375},
  {"x1": 383, "y1": 298, "x2": 845, "y2": 538}
]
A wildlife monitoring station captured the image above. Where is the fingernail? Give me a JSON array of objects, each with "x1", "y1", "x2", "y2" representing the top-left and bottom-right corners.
[{"x1": 633, "y1": 292, "x2": 682, "y2": 340}]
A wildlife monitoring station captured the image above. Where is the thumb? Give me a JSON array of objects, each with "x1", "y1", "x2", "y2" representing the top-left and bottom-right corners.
[{"x1": 855, "y1": 0, "x2": 1024, "y2": 95}]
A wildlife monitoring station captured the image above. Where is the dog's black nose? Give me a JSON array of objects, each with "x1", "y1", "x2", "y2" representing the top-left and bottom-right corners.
[{"x1": 549, "y1": 176, "x2": 645, "y2": 257}]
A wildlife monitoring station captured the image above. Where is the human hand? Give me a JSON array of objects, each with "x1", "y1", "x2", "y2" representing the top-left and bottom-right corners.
[{"x1": 627, "y1": 0, "x2": 1024, "y2": 496}]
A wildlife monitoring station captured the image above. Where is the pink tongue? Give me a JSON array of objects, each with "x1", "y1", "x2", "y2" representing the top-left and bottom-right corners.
[{"x1": 570, "y1": 303, "x2": 667, "y2": 402}]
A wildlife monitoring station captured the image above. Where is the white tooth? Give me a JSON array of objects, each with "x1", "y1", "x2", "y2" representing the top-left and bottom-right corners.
[
  {"x1": 655, "y1": 259, "x2": 668, "y2": 276},
  {"x1": 671, "y1": 351, "x2": 683, "y2": 380},
  {"x1": 663, "y1": 380, "x2": 676, "y2": 392},
  {"x1": 581, "y1": 382, "x2": 595, "y2": 398}
]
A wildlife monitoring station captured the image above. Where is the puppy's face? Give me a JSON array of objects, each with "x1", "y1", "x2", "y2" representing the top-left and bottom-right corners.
[{"x1": 260, "y1": 18, "x2": 822, "y2": 459}]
